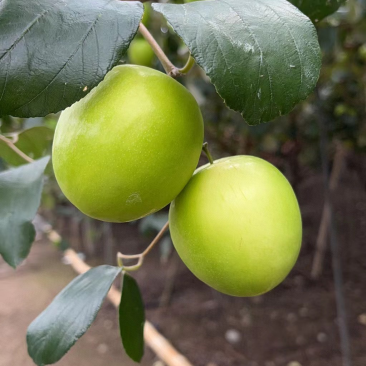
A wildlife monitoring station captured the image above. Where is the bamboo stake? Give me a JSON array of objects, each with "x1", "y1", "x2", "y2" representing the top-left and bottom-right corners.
[{"x1": 311, "y1": 142, "x2": 346, "y2": 279}]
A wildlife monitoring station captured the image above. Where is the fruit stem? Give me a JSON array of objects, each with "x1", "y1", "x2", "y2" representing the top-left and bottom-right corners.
[
  {"x1": 138, "y1": 23, "x2": 194, "y2": 78},
  {"x1": 0, "y1": 134, "x2": 34, "y2": 163},
  {"x1": 117, "y1": 221, "x2": 169, "y2": 272},
  {"x1": 202, "y1": 142, "x2": 214, "y2": 165}
]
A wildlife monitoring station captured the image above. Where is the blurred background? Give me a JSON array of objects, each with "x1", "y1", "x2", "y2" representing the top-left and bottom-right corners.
[{"x1": 1, "y1": 1, "x2": 366, "y2": 366}]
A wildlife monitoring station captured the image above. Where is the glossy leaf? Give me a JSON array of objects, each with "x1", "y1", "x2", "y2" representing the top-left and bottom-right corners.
[
  {"x1": 119, "y1": 273, "x2": 145, "y2": 362},
  {"x1": 289, "y1": 0, "x2": 346, "y2": 22},
  {"x1": 0, "y1": 127, "x2": 53, "y2": 166},
  {"x1": 153, "y1": 0, "x2": 321, "y2": 125},
  {"x1": 0, "y1": 156, "x2": 49, "y2": 267},
  {"x1": 0, "y1": 0, "x2": 143, "y2": 117},
  {"x1": 27, "y1": 265, "x2": 122, "y2": 365}
]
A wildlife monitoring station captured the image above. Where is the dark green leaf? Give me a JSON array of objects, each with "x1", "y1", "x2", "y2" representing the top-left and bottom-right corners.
[
  {"x1": 0, "y1": 0, "x2": 143, "y2": 117},
  {"x1": 27, "y1": 265, "x2": 122, "y2": 365},
  {"x1": 119, "y1": 273, "x2": 145, "y2": 362},
  {"x1": 289, "y1": 0, "x2": 346, "y2": 22},
  {"x1": 0, "y1": 156, "x2": 49, "y2": 268},
  {"x1": 153, "y1": 0, "x2": 321, "y2": 125},
  {"x1": 0, "y1": 127, "x2": 53, "y2": 166}
]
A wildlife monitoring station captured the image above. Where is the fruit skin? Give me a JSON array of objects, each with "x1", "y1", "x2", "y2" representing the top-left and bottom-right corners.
[
  {"x1": 128, "y1": 38, "x2": 155, "y2": 67},
  {"x1": 169, "y1": 156, "x2": 302, "y2": 297},
  {"x1": 53, "y1": 65, "x2": 204, "y2": 223}
]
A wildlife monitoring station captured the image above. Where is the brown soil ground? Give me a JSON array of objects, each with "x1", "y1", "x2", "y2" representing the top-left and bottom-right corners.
[
  {"x1": 1, "y1": 167, "x2": 366, "y2": 366},
  {"x1": 140, "y1": 172, "x2": 366, "y2": 366}
]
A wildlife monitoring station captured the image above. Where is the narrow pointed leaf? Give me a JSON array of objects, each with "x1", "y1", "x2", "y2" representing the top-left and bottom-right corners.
[
  {"x1": 119, "y1": 273, "x2": 145, "y2": 362},
  {"x1": 0, "y1": 0, "x2": 143, "y2": 117},
  {"x1": 289, "y1": 0, "x2": 346, "y2": 22},
  {"x1": 27, "y1": 265, "x2": 122, "y2": 365},
  {"x1": 153, "y1": 0, "x2": 321, "y2": 125},
  {"x1": 0, "y1": 156, "x2": 49, "y2": 268}
]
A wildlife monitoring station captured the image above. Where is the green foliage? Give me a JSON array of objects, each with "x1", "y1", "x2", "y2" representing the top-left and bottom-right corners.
[
  {"x1": 0, "y1": 0, "x2": 143, "y2": 117},
  {"x1": 27, "y1": 265, "x2": 122, "y2": 365},
  {"x1": 0, "y1": 127, "x2": 53, "y2": 166},
  {"x1": 0, "y1": 0, "x2": 356, "y2": 364},
  {"x1": 119, "y1": 273, "x2": 145, "y2": 362},
  {"x1": 154, "y1": 0, "x2": 322, "y2": 125},
  {"x1": 0, "y1": 157, "x2": 49, "y2": 267},
  {"x1": 185, "y1": 2, "x2": 366, "y2": 168},
  {"x1": 289, "y1": 0, "x2": 346, "y2": 22}
]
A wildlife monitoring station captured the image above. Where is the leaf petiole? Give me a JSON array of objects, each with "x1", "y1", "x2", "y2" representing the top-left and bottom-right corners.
[{"x1": 117, "y1": 221, "x2": 169, "y2": 272}]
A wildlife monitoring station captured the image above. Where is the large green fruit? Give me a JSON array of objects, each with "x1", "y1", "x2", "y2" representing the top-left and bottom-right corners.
[
  {"x1": 169, "y1": 156, "x2": 302, "y2": 297},
  {"x1": 53, "y1": 65, "x2": 204, "y2": 223}
]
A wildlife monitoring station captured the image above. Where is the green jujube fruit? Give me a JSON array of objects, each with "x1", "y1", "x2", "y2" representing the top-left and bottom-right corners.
[
  {"x1": 53, "y1": 65, "x2": 204, "y2": 222},
  {"x1": 128, "y1": 39, "x2": 155, "y2": 67},
  {"x1": 169, "y1": 156, "x2": 302, "y2": 297}
]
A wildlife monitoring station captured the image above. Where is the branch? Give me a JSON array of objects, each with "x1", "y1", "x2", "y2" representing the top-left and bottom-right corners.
[
  {"x1": 138, "y1": 23, "x2": 194, "y2": 78},
  {"x1": 0, "y1": 134, "x2": 34, "y2": 163}
]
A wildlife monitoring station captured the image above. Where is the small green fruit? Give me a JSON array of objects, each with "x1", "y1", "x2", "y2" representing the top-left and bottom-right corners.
[
  {"x1": 128, "y1": 39, "x2": 155, "y2": 67},
  {"x1": 53, "y1": 65, "x2": 204, "y2": 223},
  {"x1": 169, "y1": 156, "x2": 302, "y2": 297}
]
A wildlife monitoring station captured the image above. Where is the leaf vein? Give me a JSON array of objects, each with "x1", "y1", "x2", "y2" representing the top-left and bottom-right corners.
[
  {"x1": 221, "y1": 0, "x2": 275, "y2": 116},
  {"x1": 259, "y1": 0, "x2": 304, "y2": 93},
  {"x1": 0, "y1": 52, "x2": 10, "y2": 103},
  {"x1": 199, "y1": 15, "x2": 241, "y2": 99},
  {"x1": 12, "y1": 16, "x2": 101, "y2": 113},
  {"x1": 0, "y1": 9, "x2": 51, "y2": 63}
]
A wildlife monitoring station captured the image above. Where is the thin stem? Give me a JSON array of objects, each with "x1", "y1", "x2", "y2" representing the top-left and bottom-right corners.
[
  {"x1": 0, "y1": 134, "x2": 34, "y2": 163},
  {"x1": 117, "y1": 221, "x2": 169, "y2": 271},
  {"x1": 139, "y1": 23, "x2": 176, "y2": 75},
  {"x1": 178, "y1": 55, "x2": 195, "y2": 74},
  {"x1": 138, "y1": 23, "x2": 195, "y2": 78},
  {"x1": 122, "y1": 257, "x2": 144, "y2": 272},
  {"x1": 142, "y1": 220, "x2": 169, "y2": 256},
  {"x1": 117, "y1": 255, "x2": 124, "y2": 268},
  {"x1": 202, "y1": 142, "x2": 214, "y2": 165}
]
